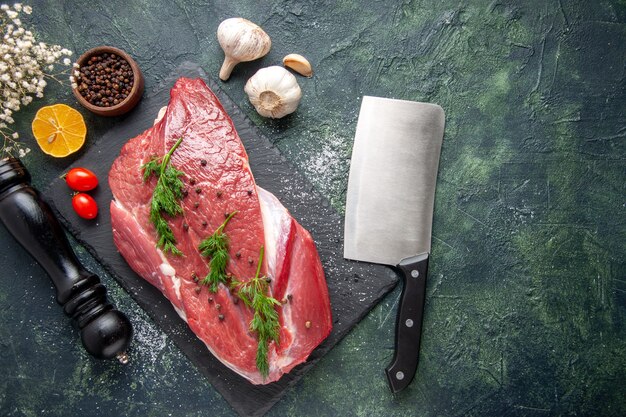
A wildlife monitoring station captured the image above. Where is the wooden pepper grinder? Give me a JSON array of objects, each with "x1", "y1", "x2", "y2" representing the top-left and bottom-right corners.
[{"x1": 0, "y1": 157, "x2": 133, "y2": 363}]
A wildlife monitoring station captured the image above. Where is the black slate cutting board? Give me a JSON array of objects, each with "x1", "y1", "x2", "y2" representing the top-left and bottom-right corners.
[{"x1": 44, "y1": 62, "x2": 397, "y2": 417}]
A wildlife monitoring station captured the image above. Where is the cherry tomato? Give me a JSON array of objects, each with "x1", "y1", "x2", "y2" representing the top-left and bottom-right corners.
[
  {"x1": 72, "y1": 193, "x2": 98, "y2": 219},
  {"x1": 65, "y1": 167, "x2": 99, "y2": 191}
]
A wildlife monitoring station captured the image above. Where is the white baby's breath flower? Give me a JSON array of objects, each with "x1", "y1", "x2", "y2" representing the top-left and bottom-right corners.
[{"x1": 0, "y1": 4, "x2": 72, "y2": 157}]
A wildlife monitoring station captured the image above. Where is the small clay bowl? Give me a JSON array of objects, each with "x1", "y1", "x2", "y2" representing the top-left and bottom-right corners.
[{"x1": 72, "y1": 46, "x2": 144, "y2": 117}]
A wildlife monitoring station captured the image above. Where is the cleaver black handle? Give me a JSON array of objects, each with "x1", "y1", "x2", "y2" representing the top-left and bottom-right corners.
[
  {"x1": 0, "y1": 157, "x2": 133, "y2": 362},
  {"x1": 385, "y1": 252, "x2": 429, "y2": 393}
]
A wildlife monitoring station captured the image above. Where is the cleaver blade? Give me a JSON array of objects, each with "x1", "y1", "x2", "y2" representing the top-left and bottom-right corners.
[{"x1": 344, "y1": 96, "x2": 445, "y2": 393}]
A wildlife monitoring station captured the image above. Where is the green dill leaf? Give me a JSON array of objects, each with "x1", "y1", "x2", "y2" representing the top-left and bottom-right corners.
[
  {"x1": 210, "y1": 249, "x2": 229, "y2": 272},
  {"x1": 142, "y1": 158, "x2": 161, "y2": 181},
  {"x1": 198, "y1": 233, "x2": 228, "y2": 258},
  {"x1": 198, "y1": 211, "x2": 237, "y2": 292},
  {"x1": 229, "y1": 246, "x2": 281, "y2": 378},
  {"x1": 142, "y1": 137, "x2": 185, "y2": 255},
  {"x1": 232, "y1": 279, "x2": 254, "y2": 307},
  {"x1": 256, "y1": 334, "x2": 270, "y2": 378}
]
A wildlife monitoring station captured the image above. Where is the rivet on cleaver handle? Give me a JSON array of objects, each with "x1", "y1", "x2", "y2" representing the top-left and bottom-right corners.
[{"x1": 343, "y1": 96, "x2": 444, "y2": 393}]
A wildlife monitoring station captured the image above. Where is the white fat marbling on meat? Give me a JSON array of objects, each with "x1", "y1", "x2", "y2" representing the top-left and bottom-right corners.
[
  {"x1": 172, "y1": 303, "x2": 188, "y2": 322},
  {"x1": 157, "y1": 253, "x2": 183, "y2": 304},
  {"x1": 154, "y1": 106, "x2": 168, "y2": 125},
  {"x1": 172, "y1": 274, "x2": 182, "y2": 301},
  {"x1": 159, "y1": 263, "x2": 176, "y2": 276},
  {"x1": 257, "y1": 187, "x2": 279, "y2": 274},
  {"x1": 257, "y1": 186, "x2": 293, "y2": 285}
]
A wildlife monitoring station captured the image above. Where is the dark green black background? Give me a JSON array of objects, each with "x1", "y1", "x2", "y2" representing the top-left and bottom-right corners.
[{"x1": 1, "y1": 1, "x2": 624, "y2": 416}]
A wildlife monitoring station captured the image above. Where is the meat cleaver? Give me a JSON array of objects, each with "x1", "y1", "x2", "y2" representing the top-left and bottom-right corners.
[{"x1": 344, "y1": 96, "x2": 444, "y2": 393}]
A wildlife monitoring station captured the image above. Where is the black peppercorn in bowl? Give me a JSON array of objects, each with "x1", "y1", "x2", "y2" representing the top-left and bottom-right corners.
[{"x1": 72, "y1": 46, "x2": 144, "y2": 117}]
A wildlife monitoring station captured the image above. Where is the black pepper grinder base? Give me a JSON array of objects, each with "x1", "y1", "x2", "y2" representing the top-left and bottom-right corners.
[{"x1": 0, "y1": 157, "x2": 133, "y2": 362}]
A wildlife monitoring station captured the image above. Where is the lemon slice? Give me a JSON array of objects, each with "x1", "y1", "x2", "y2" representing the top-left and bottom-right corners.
[{"x1": 32, "y1": 104, "x2": 87, "y2": 157}]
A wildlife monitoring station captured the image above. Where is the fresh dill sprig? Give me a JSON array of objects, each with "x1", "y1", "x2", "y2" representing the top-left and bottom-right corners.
[
  {"x1": 230, "y1": 246, "x2": 281, "y2": 379},
  {"x1": 142, "y1": 137, "x2": 185, "y2": 256},
  {"x1": 199, "y1": 211, "x2": 237, "y2": 292}
]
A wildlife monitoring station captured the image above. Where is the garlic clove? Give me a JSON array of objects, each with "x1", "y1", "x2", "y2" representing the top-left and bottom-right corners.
[
  {"x1": 282, "y1": 54, "x2": 313, "y2": 78},
  {"x1": 244, "y1": 66, "x2": 302, "y2": 119},
  {"x1": 217, "y1": 18, "x2": 271, "y2": 81}
]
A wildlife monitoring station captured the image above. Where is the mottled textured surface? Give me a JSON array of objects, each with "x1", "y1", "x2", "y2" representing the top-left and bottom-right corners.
[
  {"x1": 1, "y1": 1, "x2": 625, "y2": 416},
  {"x1": 43, "y1": 63, "x2": 396, "y2": 416}
]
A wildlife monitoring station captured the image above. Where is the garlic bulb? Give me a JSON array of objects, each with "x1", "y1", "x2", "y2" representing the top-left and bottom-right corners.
[
  {"x1": 244, "y1": 66, "x2": 302, "y2": 119},
  {"x1": 217, "y1": 18, "x2": 271, "y2": 81}
]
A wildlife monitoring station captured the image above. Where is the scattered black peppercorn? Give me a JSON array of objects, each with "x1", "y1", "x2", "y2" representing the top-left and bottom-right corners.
[
  {"x1": 248, "y1": 257, "x2": 254, "y2": 265},
  {"x1": 201, "y1": 220, "x2": 207, "y2": 227},
  {"x1": 183, "y1": 223, "x2": 189, "y2": 231},
  {"x1": 235, "y1": 251, "x2": 241, "y2": 258},
  {"x1": 216, "y1": 190, "x2": 222, "y2": 197},
  {"x1": 194, "y1": 201, "x2": 199, "y2": 209},
  {"x1": 215, "y1": 303, "x2": 221, "y2": 310},
  {"x1": 233, "y1": 298, "x2": 239, "y2": 305},
  {"x1": 182, "y1": 188, "x2": 188, "y2": 197},
  {"x1": 218, "y1": 314, "x2": 225, "y2": 321},
  {"x1": 287, "y1": 294, "x2": 293, "y2": 302},
  {"x1": 76, "y1": 52, "x2": 134, "y2": 107},
  {"x1": 247, "y1": 190, "x2": 253, "y2": 196},
  {"x1": 194, "y1": 287, "x2": 201, "y2": 294},
  {"x1": 191, "y1": 272, "x2": 198, "y2": 282},
  {"x1": 189, "y1": 178, "x2": 196, "y2": 185},
  {"x1": 208, "y1": 296, "x2": 213, "y2": 303},
  {"x1": 195, "y1": 187, "x2": 202, "y2": 194},
  {"x1": 200, "y1": 159, "x2": 207, "y2": 166}
]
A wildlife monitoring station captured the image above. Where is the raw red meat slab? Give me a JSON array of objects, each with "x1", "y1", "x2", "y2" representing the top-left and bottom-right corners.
[{"x1": 109, "y1": 78, "x2": 332, "y2": 384}]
